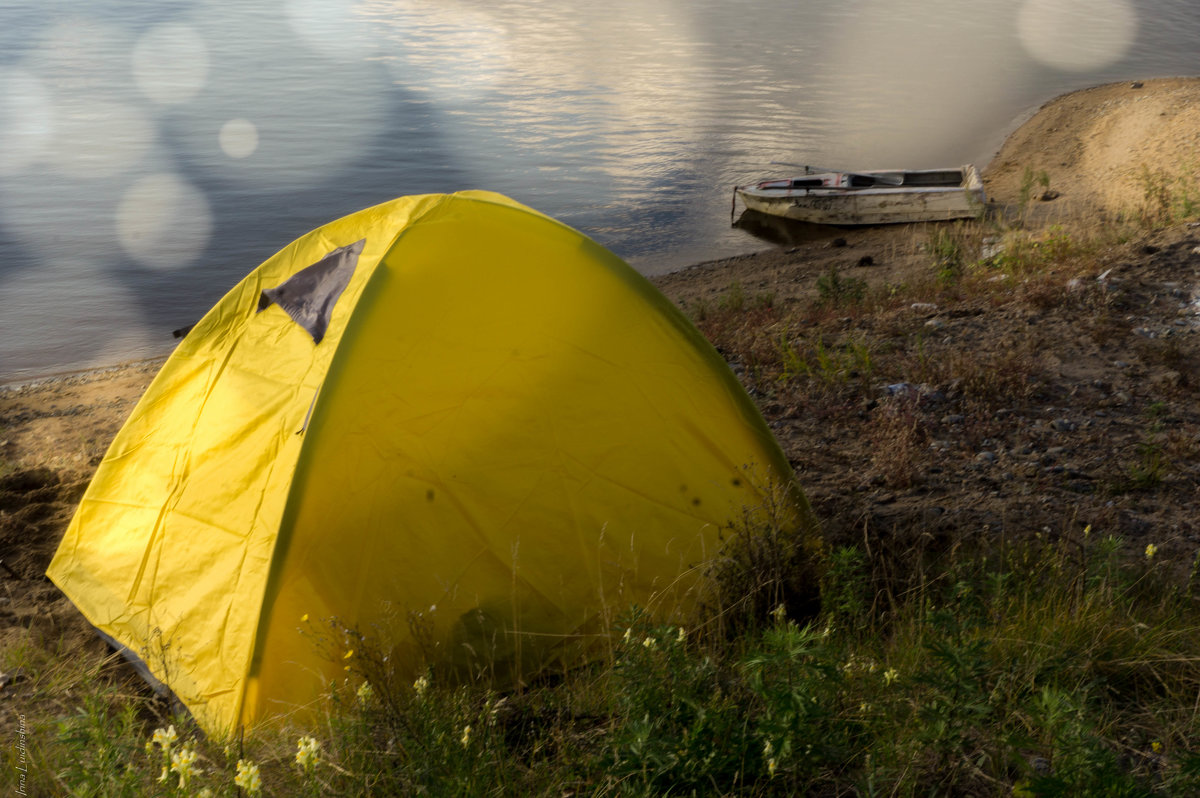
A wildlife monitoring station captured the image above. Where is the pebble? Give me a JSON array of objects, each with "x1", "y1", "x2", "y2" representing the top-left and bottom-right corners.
[
  {"x1": 975, "y1": 451, "x2": 997, "y2": 464},
  {"x1": 1050, "y1": 418, "x2": 1077, "y2": 432}
]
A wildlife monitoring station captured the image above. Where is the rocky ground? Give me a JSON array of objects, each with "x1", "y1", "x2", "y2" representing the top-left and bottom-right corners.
[{"x1": 3, "y1": 78, "x2": 1200, "y2": 720}]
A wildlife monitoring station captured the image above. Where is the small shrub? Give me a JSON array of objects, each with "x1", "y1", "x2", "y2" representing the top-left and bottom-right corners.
[{"x1": 816, "y1": 265, "x2": 867, "y2": 307}]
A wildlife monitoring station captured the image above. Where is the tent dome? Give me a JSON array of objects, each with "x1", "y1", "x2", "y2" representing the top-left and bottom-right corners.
[{"x1": 48, "y1": 192, "x2": 814, "y2": 734}]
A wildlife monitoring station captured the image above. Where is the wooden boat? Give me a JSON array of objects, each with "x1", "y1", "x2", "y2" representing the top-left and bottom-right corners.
[{"x1": 734, "y1": 165, "x2": 985, "y2": 225}]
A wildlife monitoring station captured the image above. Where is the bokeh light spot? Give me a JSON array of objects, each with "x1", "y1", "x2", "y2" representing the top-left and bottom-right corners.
[
  {"x1": 285, "y1": 0, "x2": 375, "y2": 61},
  {"x1": 117, "y1": 173, "x2": 213, "y2": 270},
  {"x1": 1018, "y1": 0, "x2": 1137, "y2": 72},
  {"x1": 133, "y1": 22, "x2": 210, "y2": 104},
  {"x1": 0, "y1": 69, "x2": 53, "y2": 175},
  {"x1": 219, "y1": 118, "x2": 259, "y2": 159}
]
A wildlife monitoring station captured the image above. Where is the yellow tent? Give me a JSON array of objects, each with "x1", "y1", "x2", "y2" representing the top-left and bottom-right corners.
[{"x1": 47, "y1": 192, "x2": 813, "y2": 735}]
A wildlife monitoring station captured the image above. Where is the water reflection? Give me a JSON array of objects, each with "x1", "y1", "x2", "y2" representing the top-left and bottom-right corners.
[
  {"x1": 733, "y1": 210, "x2": 845, "y2": 249},
  {"x1": 0, "y1": 0, "x2": 1197, "y2": 381}
]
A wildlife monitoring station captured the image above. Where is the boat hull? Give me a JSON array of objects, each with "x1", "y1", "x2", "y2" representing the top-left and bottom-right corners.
[{"x1": 736, "y1": 166, "x2": 985, "y2": 226}]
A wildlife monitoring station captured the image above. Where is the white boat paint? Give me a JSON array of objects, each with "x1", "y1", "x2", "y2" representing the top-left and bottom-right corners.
[{"x1": 735, "y1": 165, "x2": 986, "y2": 225}]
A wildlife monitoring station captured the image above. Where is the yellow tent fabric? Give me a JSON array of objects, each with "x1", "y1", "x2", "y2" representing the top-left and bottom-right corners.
[{"x1": 47, "y1": 191, "x2": 814, "y2": 735}]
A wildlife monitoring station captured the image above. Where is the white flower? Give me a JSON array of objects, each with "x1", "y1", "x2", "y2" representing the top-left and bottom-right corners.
[
  {"x1": 151, "y1": 725, "x2": 177, "y2": 750},
  {"x1": 235, "y1": 759, "x2": 262, "y2": 795},
  {"x1": 170, "y1": 745, "x2": 202, "y2": 789},
  {"x1": 295, "y1": 735, "x2": 321, "y2": 774}
]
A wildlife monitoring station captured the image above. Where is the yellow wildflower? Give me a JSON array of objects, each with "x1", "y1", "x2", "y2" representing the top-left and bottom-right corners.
[
  {"x1": 295, "y1": 735, "x2": 321, "y2": 775},
  {"x1": 883, "y1": 667, "x2": 900, "y2": 686},
  {"x1": 357, "y1": 680, "x2": 374, "y2": 705},
  {"x1": 1146, "y1": 543, "x2": 1158, "y2": 560},
  {"x1": 151, "y1": 725, "x2": 177, "y2": 750},
  {"x1": 343, "y1": 648, "x2": 354, "y2": 659},
  {"x1": 235, "y1": 759, "x2": 262, "y2": 795},
  {"x1": 170, "y1": 745, "x2": 202, "y2": 790},
  {"x1": 413, "y1": 674, "x2": 430, "y2": 697},
  {"x1": 676, "y1": 627, "x2": 687, "y2": 644},
  {"x1": 642, "y1": 636, "x2": 656, "y2": 649},
  {"x1": 460, "y1": 724, "x2": 472, "y2": 746}
]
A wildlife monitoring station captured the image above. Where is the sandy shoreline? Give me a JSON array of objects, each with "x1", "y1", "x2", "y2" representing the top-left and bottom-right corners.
[
  {"x1": 5, "y1": 77, "x2": 1200, "y2": 392},
  {"x1": 4, "y1": 78, "x2": 1200, "y2": 470}
]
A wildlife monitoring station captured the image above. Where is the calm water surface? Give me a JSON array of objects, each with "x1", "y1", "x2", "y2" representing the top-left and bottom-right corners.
[{"x1": 1, "y1": 0, "x2": 1198, "y2": 382}]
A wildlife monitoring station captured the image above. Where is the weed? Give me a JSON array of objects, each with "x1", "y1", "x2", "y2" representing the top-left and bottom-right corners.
[
  {"x1": 720, "y1": 280, "x2": 747, "y2": 312},
  {"x1": 1138, "y1": 163, "x2": 1200, "y2": 227},
  {"x1": 926, "y1": 223, "x2": 975, "y2": 287},
  {"x1": 776, "y1": 333, "x2": 873, "y2": 389},
  {"x1": 819, "y1": 546, "x2": 872, "y2": 629},
  {"x1": 706, "y1": 492, "x2": 824, "y2": 632},
  {"x1": 983, "y1": 225, "x2": 1082, "y2": 278},
  {"x1": 816, "y1": 265, "x2": 867, "y2": 307},
  {"x1": 867, "y1": 395, "x2": 925, "y2": 489},
  {"x1": 1018, "y1": 167, "x2": 1051, "y2": 217},
  {"x1": 606, "y1": 614, "x2": 751, "y2": 792},
  {"x1": 1110, "y1": 403, "x2": 1172, "y2": 493}
]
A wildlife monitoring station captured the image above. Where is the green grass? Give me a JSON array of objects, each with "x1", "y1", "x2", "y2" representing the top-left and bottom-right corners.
[{"x1": 12, "y1": 522, "x2": 1200, "y2": 797}]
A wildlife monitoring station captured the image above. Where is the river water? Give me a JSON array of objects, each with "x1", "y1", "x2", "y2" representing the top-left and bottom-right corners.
[{"x1": 1, "y1": 0, "x2": 1198, "y2": 383}]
